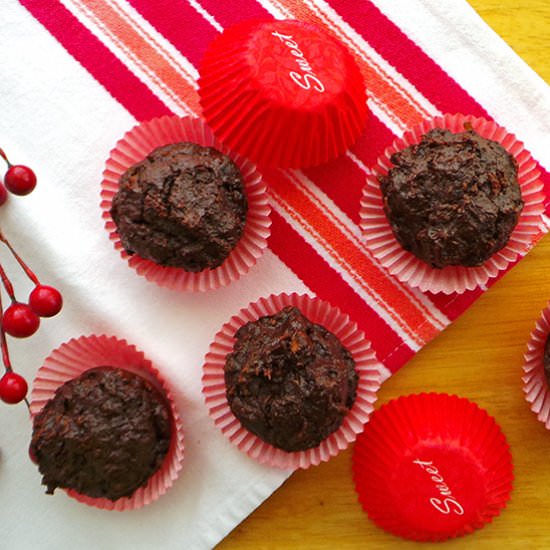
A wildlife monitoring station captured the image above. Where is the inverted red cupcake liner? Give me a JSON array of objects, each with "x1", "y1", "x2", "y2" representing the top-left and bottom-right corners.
[
  {"x1": 30, "y1": 334, "x2": 185, "y2": 511},
  {"x1": 199, "y1": 19, "x2": 368, "y2": 168},
  {"x1": 353, "y1": 393, "x2": 513, "y2": 541},
  {"x1": 523, "y1": 302, "x2": 550, "y2": 428},
  {"x1": 202, "y1": 292, "x2": 385, "y2": 470},
  {"x1": 360, "y1": 113, "x2": 546, "y2": 294},
  {"x1": 100, "y1": 115, "x2": 271, "y2": 292}
]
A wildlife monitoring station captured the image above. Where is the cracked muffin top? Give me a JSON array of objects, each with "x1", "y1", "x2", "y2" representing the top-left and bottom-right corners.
[
  {"x1": 30, "y1": 367, "x2": 172, "y2": 501},
  {"x1": 110, "y1": 142, "x2": 248, "y2": 272},
  {"x1": 379, "y1": 128, "x2": 523, "y2": 268},
  {"x1": 224, "y1": 306, "x2": 358, "y2": 452}
]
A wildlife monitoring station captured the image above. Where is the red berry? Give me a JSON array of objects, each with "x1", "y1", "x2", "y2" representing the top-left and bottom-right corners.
[
  {"x1": 2, "y1": 303, "x2": 40, "y2": 337},
  {"x1": 0, "y1": 372, "x2": 28, "y2": 404},
  {"x1": 0, "y1": 183, "x2": 8, "y2": 206},
  {"x1": 4, "y1": 165, "x2": 36, "y2": 195},
  {"x1": 29, "y1": 285, "x2": 63, "y2": 317}
]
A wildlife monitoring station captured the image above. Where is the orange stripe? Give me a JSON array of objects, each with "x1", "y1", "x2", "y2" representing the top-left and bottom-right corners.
[
  {"x1": 268, "y1": 0, "x2": 430, "y2": 127},
  {"x1": 269, "y1": 173, "x2": 440, "y2": 344},
  {"x1": 76, "y1": 0, "x2": 200, "y2": 114}
]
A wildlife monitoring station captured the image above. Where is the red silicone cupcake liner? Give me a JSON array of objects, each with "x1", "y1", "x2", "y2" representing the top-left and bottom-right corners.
[
  {"x1": 199, "y1": 19, "x2": 368, "y2": 169},
  {"x1": 202, "y1": 292, "x2": 384, "y2": 470},
  {"x1": 100, "y1": 115, "x2": 271, "y2": 292},
  {"x1": 353, "y1": 393, "x2": 513, "y2": 542},
  {"x1": 30, "y1": 334, "x2": 185, "y2": 511},
  {"x1": 523, "y1": 302, "x2": 550, "y2": 428},
  {"x1": 360, "y1": 113, "x2": 546, "y2": 294}
]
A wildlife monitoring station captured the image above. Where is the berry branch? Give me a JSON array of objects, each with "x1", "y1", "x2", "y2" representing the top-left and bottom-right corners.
[
  {"x1": 0, "y1": 230, "x2": 63, "y2": 404},
  {"x1": 0, "y1": 261, "x2": 16, "y2": 302},
  {"x1": 0, "y1": 149, "x2": 60, "y2": 405},
  {"x1": 0, "y1": 285, "x2": 28, "y2": 405},
  {"x1": 0, "y1": 232, "x2": 39, "y2": 285}
]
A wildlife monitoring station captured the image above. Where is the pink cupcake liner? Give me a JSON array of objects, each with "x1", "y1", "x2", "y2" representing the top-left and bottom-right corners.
[
  {"x1": 30, "y1": 334, "x2": 185, "y2": 511},
  {"x1": 523, "y1": 303, "x2": 550, "y2": 428},
  {"x1": 202, "y1": 292, "x2": 385, "y2": 470},
  {"x1": 360, "y1": 113, "x2": 546, "y2": 294},
  {"x1": 100, "y1": 115, "x2": 271, "y2": 292},
  {"x1": 353, "y1": 393, "x2": 513, "y2": 541}
]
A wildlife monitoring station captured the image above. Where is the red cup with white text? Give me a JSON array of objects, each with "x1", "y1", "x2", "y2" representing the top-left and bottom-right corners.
[
  {"x1": 353, "y1": 393, "x2": 513, "y2": 541},
  {"x1": 199, "y1": 19, "x2": 368, "y2": 168}
]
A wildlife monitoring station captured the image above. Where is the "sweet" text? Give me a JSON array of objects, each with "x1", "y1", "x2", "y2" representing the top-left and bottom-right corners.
[
  {"x1": 413, "y1": 459, "x2": 465, "y2": 516},
  {"x1": 272, "y1": 31, "x2": 326, "y2": 93}
]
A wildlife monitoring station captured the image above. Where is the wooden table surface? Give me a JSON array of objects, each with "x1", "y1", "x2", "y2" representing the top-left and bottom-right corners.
[{"x1": 219, "y1": 2, "x2": 550, "y2": 548}]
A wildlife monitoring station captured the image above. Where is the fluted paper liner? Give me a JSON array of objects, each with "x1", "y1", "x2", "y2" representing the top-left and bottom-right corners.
[
  {"x1": 360, "y1": 113, "x2": 546, "y2": 294},
  {"x1": 202, "y1": 292, "x2": 384, "y2": 470},
  {"x1": 101, "y1": 115, "x2": 271, "y2": 291},
  {"x1": 30, "y1": 334, "x2": 185, "y2": 511},
  {"x1": 523, "y1": 302, "x2": 550, "y2": 428},
  {"x1": 199, "y1": 19, "x2": 368, "y2": 168},
  {"x1": 353, "y1": 393, "x2": 513, "y2": 541}
]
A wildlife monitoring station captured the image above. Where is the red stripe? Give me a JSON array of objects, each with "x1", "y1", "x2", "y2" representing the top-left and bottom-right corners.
[
  {"x1": 126, "y1": 0, "x2": 218, "y2": 68},
  {"x1": 199, "y1": 0, "x2": 271, "y2": 27},
  {"x1": 300, "y1": 156, "x2": 365, "y2": 226},
  {"x1": 268, "y1": 210, "x2": 412, "y2": 372},
  {"x1": 426, "y1": 287, "x2": 484, "y2": 322},
  {"x1": 302, "y1": 115, "x2": 395, "y2": 225},
  {"x1": 19, "y1": 0, "x2": 170, "y2": 122}
]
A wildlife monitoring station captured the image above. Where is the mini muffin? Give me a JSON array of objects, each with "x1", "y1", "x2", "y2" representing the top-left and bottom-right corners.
[
  {"x1": 110, "y1": 142, "x2": 248, "y2": 272},
  {"x1": 30, "y1": 366, "x2": 172, "y2": 501},
  {"x1": 380, "y1": 128, "x2": 523, "y2": 268},
  {"x1": 224, "y1": 306, "x2": 358, "y2": 452}
]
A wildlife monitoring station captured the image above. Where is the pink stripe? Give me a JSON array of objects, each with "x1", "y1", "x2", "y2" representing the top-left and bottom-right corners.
[
  {"x1": 126, "y1": 0, "x2": 218, "y2": 68},
  {"x1": 19, "y1": 0, "x2": 171, "y2": 122}
]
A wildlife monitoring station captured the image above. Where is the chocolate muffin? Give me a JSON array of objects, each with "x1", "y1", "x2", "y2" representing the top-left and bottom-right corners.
[
  {"x1": 380, "y1": 128, "x2": 523, "y2": 268},
  {"x1": 224, "y1": 306, "x2": 358, "y2": 452},
  {"x1": 110, "y1": 142, "x2": 248, "y2": 272},
  {"x1": 31, "y1": 367, "x2": 172, "y2": 501}
]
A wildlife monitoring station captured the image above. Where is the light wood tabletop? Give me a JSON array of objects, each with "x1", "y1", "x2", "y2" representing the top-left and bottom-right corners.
[{"x1": 218, "y1": 1, "x2": 550, "y2": 548}]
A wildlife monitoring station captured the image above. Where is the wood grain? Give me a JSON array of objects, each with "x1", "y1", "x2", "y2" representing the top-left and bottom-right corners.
[{"x1": 218, "y1": 2, "x2": 550, "y2": 548}]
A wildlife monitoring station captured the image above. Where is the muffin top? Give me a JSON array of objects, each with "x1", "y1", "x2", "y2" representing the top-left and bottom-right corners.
[
  {"x1": 379, "y1": 128, "x2": 523, "y2": 268},
  {"x1": 31, "y1": 367, "x2": 172, "y2": 501},
  {"x1": 111, "y1": 142, "x2": 248, "y2": 272},
  {"x1": 224, "y1": 306, "x2": 358, "y2": 452}
]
